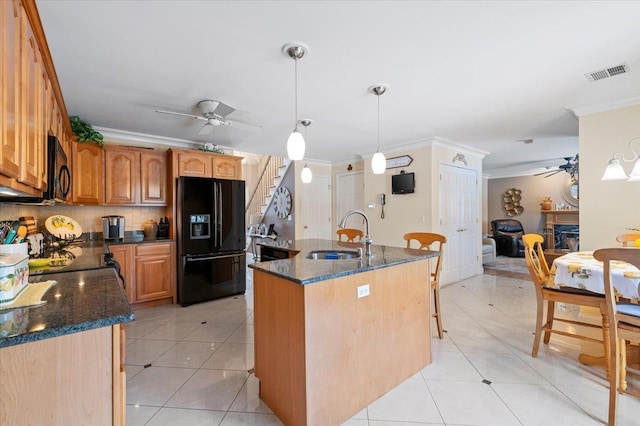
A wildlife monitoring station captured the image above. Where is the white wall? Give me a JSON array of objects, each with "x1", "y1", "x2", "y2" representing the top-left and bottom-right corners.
[{"x1": 579, "y1": 104, "x2": 640, "y2": 250}]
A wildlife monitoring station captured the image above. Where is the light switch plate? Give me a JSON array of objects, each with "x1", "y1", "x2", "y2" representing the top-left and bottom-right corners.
[{"x1": 357, "y1": 284, "x2": 370, "y2": 298}]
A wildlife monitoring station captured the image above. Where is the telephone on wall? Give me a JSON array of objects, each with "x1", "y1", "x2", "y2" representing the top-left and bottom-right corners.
[{"x1": 380, "y1": 194, "x2": 386, "y2": 219}]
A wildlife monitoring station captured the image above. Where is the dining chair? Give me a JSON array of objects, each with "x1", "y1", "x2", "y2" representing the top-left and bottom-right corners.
[
  {"x1": 616, "y1": 233, "x2": 640, "y2": 247},
  {"x1": 403, "y1": 232, "x2": 447, "y2": 339},
  {"x1": 336, "y1": 228, "x2": 364, "y2": 242},
  {"x1": 593, "y1": 248, "x2": 640, "y2": 426},
  {"x1": 523, "y1": 234, "x2": 608, "y2": 358}
]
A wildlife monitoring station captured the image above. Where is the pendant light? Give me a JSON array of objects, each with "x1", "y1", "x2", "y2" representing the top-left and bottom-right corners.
[
  {"x1": 369, "y1": 84, "x2": 389, "y2": 175},
  {"x1": 300, "y1": 119, "x2": 313, "y2": 183},
  {"x1": 601, "y1": 137, "x2": 640, "y2": 181},
  {"x1": 283, "y1": 43, "x2": 308, "y2": 161}
]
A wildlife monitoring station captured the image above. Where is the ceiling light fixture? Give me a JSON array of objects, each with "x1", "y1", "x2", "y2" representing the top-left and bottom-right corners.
[
  {"x1": 369, "y1": 84, "x2": 389, "y2": 175},
  {"x1": 300, "y1": 119, "x2": 313, "y2": 183},
  {"x1": 601, "y1": 137, "x2": 640, "y2": 181},
  {"x1": 283, "y1": 43, "x2": 308, "y2": 161}
]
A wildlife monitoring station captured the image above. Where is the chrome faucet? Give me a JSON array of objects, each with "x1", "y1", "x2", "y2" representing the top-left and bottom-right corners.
[{"x1": 338, "y1": 209, "x2": 372, "y2": 257}]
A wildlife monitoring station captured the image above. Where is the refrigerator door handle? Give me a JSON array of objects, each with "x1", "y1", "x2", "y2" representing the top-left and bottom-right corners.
[
  {"x1": 217, "y1": 181, "x2": 222, "y2": 248},
  {"x1": 186, "y1": 253, "x2": 243, "y2": 262}
]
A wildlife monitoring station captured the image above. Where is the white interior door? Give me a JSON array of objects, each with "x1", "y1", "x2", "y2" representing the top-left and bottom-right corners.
[
  {"x1": 439, "y1": 164, "x2": 478, "y2": 284},
  {"x1": 336, "y1": 172, "x2": 364, "y2": 233},
  {"x1": 301, "y1": 175, "x2": 332, "y2": 239}
]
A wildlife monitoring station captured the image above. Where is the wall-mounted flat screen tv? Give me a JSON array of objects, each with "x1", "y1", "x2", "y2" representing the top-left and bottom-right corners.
[{"x1": 392, "y1": 172, "x2": 415, "y2": 194}]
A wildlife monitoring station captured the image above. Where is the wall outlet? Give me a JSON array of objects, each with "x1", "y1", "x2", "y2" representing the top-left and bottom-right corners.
[
  {"x1": 357, "y1": 284, "x2": 370, "y2": 299},
  {"x1": 419, "y1": 215, "x2": 425, "y2": 223},
  {"x1": 368, "y1": 201, "x2": 376, "y2": 209}
]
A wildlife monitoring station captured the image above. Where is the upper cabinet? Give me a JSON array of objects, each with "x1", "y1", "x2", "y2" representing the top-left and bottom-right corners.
[
  {"x1": 0, "y1": 0, "x2": 72, "y2": 197},
  {"x1": 170, "y1": 148, "x2": 243, "y2": 180},
  {"x1": 103, "y1": 145, "x2": 167, "y2": 206},
  {"x1": 104, "y1": 146, "x2": 140, "y2": 205},
  {"x1": 71, "y1": 142, "x2": 104, "y2": 205}
]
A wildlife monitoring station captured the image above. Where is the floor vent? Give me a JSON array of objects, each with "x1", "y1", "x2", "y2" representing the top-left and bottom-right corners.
[{"x1": 585, "y1": 63, "x2": 629, "y2": 82}]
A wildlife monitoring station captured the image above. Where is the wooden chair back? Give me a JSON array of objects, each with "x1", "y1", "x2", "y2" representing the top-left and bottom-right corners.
[
  {"x1": 615, "y1": 233, "x2": 640, "y2": 247},
  {"x1": 403, "y1": 232, "x2": 447, "y2": 283},
  {"x1": 403, "y1": 232, "x2": 447, "y2": 339},
  {"x1": 522, "y1": 234, "x2": 550, "y2": 287},
  {"x1": 593, "y1": 247, "x2": 640, "y2": 426},
  {"x1": 336, "y1": 228, "x2": 364, "y2": 242}
]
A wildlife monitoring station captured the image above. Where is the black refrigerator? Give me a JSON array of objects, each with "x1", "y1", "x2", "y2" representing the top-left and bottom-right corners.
[{"x1": 177, "y1": 176, "x2": 246, "y2": 306}]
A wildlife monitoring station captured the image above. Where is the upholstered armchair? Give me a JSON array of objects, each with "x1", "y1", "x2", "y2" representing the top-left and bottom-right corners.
[
  {"x1": 482, "y1": 235, "x2": 497, "y2": 264},
  {"x1": 491, "y1": 219, "x2": 525, "y2": 257}
]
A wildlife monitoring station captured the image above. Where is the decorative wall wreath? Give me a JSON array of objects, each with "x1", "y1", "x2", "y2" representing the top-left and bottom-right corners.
[{"x1": 503, "y1": 188, "x2": 524, "y2": 216}]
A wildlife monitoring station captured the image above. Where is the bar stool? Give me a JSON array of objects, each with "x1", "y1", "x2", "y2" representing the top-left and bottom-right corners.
[
  {"x1": 336, "y1": 228, "x2": 364, "y2": 242},
  {"x1": 403, "y1": 232, "x2": 447, "y2": 339}
]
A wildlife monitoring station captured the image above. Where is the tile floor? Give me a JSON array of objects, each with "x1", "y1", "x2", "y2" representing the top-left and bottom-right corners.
[{"x1": 125, "y1": 265, "x2": 640, "y2": 425}]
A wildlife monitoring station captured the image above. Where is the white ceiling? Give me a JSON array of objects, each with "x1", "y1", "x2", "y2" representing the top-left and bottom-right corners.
[{"x1": 36, "y1": 1, "x2": 640, "y2": 177}]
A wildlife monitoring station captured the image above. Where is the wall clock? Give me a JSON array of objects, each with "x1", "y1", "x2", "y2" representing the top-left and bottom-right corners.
[{"x1": 273, "y1": 186, "x2": 292, "y2": 219}]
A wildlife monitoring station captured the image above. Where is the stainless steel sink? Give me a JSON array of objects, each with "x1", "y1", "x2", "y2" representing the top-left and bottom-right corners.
[{"x1": 306, "y1": 250, "x2": 360, "y2": 260}]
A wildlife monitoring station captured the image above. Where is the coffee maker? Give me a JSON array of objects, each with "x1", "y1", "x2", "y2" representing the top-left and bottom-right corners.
[{"x1": 102, "y1": 215, "x2": 125, "y2": 240}]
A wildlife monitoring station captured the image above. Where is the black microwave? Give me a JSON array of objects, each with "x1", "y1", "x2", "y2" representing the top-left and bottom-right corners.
[
  {"x1": 44, "y1": 135, "x2": 71, "y2": 202},
  {"x1": 0, "y1": 135, "x2": 70, "y2": 203}
]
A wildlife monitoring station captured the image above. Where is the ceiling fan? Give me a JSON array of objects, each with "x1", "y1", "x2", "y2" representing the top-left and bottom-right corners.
[
  {"x1": 534, "y1": 155, "x2": 579, "y2": 181},
  {"x1": 156, "y1": 100, "x2": 261, "y2": 136}
]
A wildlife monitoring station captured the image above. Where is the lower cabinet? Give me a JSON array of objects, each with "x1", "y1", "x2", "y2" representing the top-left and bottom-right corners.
[
  {"x1": 0, "y1": 324, "x2": 126, "y2": 425},
  {"x1": 109, "y1": 241, "x2": 176, "y2": 308}
]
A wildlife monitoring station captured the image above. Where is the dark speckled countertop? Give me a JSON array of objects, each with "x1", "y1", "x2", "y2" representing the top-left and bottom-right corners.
[
  {"x1": 250, "y1": 239, "x2": 439, "y2": 285},
  {"x1": 0, "y1": 268, "x2": 134, "y2": 348}
]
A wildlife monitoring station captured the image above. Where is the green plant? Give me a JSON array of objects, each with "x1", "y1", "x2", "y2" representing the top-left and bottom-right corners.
[{"x1": 70, "y1": 116, "x2": 104, "y2": 146}]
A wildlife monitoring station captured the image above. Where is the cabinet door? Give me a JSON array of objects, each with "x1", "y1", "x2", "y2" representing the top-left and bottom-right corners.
[
  {"x1": 71, "y1": 142, "x2": 104, "y2": 205},
  {"x1": 135, "y1": 243, "x2": 174, "y2": 302},
  {"x1": 20, "y1": 15, "x2": 44, "y2": 189},
  {"x1": 140, "y1": 150, "x2": 166, "y2": 205},
  {"x1": 178, "y1": 152, "x2": 212, "y2": 177},
  {"x1": 0, "y1": 0, "x2": 21, "y2": 180},
  {"x1": 109, "y1": 244, "x2": 135, "y2": 303},
  {"x1": 213, "y1": 156, "x2": 241, "y2": 179},
  {"x1": 104, "y1": 147, "x2": 140, "y2": 205}
]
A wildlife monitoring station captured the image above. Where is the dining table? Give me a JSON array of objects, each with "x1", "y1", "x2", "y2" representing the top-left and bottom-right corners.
[{"x1": 550, "y1": 250, "x2": 640, "y2": 369}]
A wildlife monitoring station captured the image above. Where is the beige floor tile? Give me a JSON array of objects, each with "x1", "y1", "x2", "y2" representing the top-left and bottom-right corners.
[
  {"x1": 145, "y1": 407, "x2": 226, "y2": 425},
  {"x1": 153, "y1": 341, "x2": 222, "y2": 368},
  {"x1": 165, "y1": 369, "x2": 248, "y2": 410},
  {"x1": 367, "y1": 378, "x2": 442, "y2": 424},
  {"x1": 127, "y1": 366, "x2": 196, "y2": 406}
]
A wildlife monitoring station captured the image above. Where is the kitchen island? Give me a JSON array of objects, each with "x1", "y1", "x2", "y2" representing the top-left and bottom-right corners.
[
  {"x1": 250, "y1": 239, "x2": 439, "y2": 425},
  {"x1": 0, "y1": 268, "x2": 134, "y2": 425}
]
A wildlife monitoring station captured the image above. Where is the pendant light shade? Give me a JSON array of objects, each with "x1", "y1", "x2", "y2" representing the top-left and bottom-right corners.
[
  {"x1": 283, "y1": 43, "x2": 308, "y2": 161},
  {"x1": 600, "y1": 157, "x2": 628, "y2": 181},
  {"x1": 369, "y1": 84, "x2": 389, "y2": 175},
  {"x1": 301, "y1": 164, "x2": 313, "y2": 183},
  {"x1": 287, "y1": 130, "x2": 305, "y2": 160},
  {"x1": 371, "y1": 152, "x2": 386, "y2": 174},
  {"x1": 627, "y1": 159, "x2": 640, "y2": 182},
  {"x1": 299, "y1": 119, "x2": 313, "y2": 183}
]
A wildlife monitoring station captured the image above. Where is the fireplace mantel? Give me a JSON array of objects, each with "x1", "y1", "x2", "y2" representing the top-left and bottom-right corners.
[{"x1": 542, "y1": 210, "x2": 579, "y2": 248}]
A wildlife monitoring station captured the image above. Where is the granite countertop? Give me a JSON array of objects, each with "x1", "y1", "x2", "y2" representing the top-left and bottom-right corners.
[
  {"x1": 0, "y1": 268, "x2": 134, "y2": 348},
  {"x1": 250, "y1": 239, "x2": 439, "y2": 285}
]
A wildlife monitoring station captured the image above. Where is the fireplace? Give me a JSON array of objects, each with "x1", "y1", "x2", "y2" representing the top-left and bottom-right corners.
[
  {"x1": 542, "y1": 210, "x2": 579, "y2": 249},
  {"x1": 553, "y1": 224, "x2": 579, "y2": 249}
]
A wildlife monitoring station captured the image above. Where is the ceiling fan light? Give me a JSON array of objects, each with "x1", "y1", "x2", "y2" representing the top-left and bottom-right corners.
[
  {"x1": 601, "y1": 158, "x2": 628, "y2": 181},
  {"x1": 301, "y1": 164, "x2": 313, "y2": 183},
  {"x1": 371, "y1": 151, "x2": 386, "y2": 174},
  {"x1": 287, "y1": 130, "x2": 305, "y2": 160}
]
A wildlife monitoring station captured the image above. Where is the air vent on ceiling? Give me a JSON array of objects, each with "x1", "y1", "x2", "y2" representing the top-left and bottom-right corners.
[{"x1": 585, "y1": 63, "x2": 629, "y2": 82}]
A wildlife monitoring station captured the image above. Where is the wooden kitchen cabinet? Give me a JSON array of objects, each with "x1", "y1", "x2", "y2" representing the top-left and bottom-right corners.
[
  {"x1": 0, "y1": 0, "x2": 72, "y2": 197},
  {"x1": 0, "y1": 324, "x2": 126, "y2": 425},
  {"x1": 135, "y1": 242, "x2": 175, "y2": 303},
  {"x1": 177, "y1": 150, "x2": 212, "y2": 177},
  {"x1": 213, "y1": 155, "x2": 242, "y2": 179},
  {"x1": 71, "y1": 141, "x2": 104, "y2": 205},
  {"x1": 109, "y1": 241, "x2": 175, "y2": 308},
  {"x1": 108, "y1": 244, "x2": 135, "y2": 303},
  {"x1": 104, "y1": 146, "x2": 166, "y2": 206},
  {"x1": 104, "y1": 146, "x2": 140, "y2": 205},
  {"x1": 140, "y1": 150, "x2": 167, "y2": 205}
]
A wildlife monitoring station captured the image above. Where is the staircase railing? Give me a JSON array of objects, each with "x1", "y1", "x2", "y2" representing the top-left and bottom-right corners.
[{"x1": 245, "y1": 155, "x2": 285, "y2": 220}]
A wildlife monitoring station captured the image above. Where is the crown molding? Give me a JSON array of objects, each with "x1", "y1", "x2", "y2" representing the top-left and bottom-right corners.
[{"x1": 570, "y1": 93, "x2": 640, "y2": 117}]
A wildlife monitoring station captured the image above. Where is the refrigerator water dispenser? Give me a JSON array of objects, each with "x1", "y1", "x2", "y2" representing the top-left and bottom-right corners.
[{"x1": 190, "y1": 214, "x2": 210, "y2": 239}]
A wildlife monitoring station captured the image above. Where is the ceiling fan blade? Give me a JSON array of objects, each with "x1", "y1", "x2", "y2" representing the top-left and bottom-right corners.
[
  {"x1": 543, "y1": 170, "x2": 563, "y2": 178},
  {"x1": 156, "y1": 109, "x2": 207, "y2": 121},
  {"x1": 213, "y1": 101, "x2": 236, "y2": 118},
  {"x1": 197, "y1": 123, "x2": 215, "y2": 135},
  {"x1": 534, "y1": 169, "x2": 557, "y2": 176},
  {"x1": 227, "y1": 119, "x2": 262, "y2": 132}
]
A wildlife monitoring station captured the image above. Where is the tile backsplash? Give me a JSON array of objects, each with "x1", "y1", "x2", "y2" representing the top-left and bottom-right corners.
[{"x1": 0, "y1": 203, "x2": 166, "y2": 234}]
